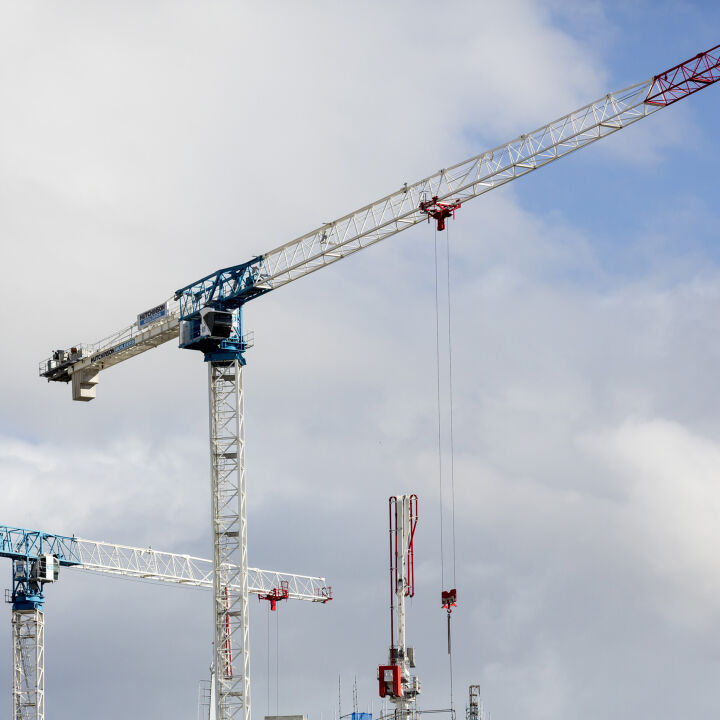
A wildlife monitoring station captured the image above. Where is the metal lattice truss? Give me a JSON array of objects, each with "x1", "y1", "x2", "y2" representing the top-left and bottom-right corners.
[
  {"x1": 40, "y1": 72, "x2": 653, "y2": 381},
  {"x1": 0, "y1": 527, "x2": 79, "y2": 566},
  {"x1": 39, "y1": 43, "x2": 720, "y2": 391},
  {"x1": 646, "y1": 42, "x2": 720, "y2": 105},
  {"x1": 209, "y1": 361, "x2": 250, "y2": 720},
  {"x1": 2, "y1": 524, "x2": 328, "y2": 720},
  {"x1": 12, "y1": 610, "x2": 44, "y2": 720},
  {"x1": 172, "y1": 79, "x2": 663, "y2": 319},
  {"x1": 73, "y1": 537, "x2": 328, "y2": 602},
  {"x1": 248, "y1": 82, "x2": 659, "y2": 292},
  {"x1": 0, "y1": 524, "x2": 329, "y2": 603}
]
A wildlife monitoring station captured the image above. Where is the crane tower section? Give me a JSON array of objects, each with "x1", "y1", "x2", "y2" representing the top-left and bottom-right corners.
[
  {"x1": 1, "y1": 529, "x2": 80, "y2": 720},
  {"x1": 378, "y1": 495, "x2": 420, "y2": 719}
]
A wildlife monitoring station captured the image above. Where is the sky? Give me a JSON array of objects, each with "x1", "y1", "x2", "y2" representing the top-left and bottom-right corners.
[{"x1": 2, "y1": 1, "x2": 720, "y2": 719}]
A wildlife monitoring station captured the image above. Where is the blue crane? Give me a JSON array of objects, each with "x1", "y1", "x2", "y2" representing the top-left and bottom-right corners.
[
  {"x1": 1, "y1": 524, "x2": 329, "y2": 720},
  {"x1": 1, "y1": 527, "x2": 80, "y2": 612},
  {"x1": 2, "y1": 527, "x2": 80, "y2": 720}
]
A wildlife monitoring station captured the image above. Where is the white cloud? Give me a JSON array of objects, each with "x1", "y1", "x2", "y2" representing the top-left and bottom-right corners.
[
  {"x1": 581, "y1": 418, "x2": 720, "y2": 622},
  {"x1": 0, "y1": 433, "x2": 208, "y2": 549},
  {"x1": 2, "y1": 2, "x2": 720, "y2": 719}
]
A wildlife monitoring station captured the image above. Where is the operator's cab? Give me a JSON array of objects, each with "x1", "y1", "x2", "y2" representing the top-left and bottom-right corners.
[
  {"x1": 179, "y1": 308, "x2": 237, "y2": 354},
  {"x1": 32, "y1": 554, "x2": 59, "y2": 583}
]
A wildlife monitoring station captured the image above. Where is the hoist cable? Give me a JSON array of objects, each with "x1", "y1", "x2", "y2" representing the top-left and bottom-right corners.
[
  {"x1": 267, "y1": 602, "x2": 271, "y2": 717},
  {"x1": 449, "y1": 634, "x2": 455, "y2": 714},
  {"x1": 276, "y1": 608, "x2": 280, "y2": 716},
  {"x1": 445, "y1": 224, "x2": 457, "y2": 714},
  {"x1": 435, "y1": 221, "x2": 457, "y2": 715},
  {"x1": 445, "y1": 225, "x2": 457, "y2": 589},
  {"x1": 434, "y1": 226, "x2": 445, "y2": 592}
]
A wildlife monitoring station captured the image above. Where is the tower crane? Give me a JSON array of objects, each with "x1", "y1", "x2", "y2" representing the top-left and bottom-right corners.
[
  {"x1": 378, "y1": 495, "x2": 420, "y2": 720},
  {"x1": 466, "y1": 686, "x2": 486, "y2": 720},
  {"x1": 0, "y1": 524, "x2": 330, "y2": 720},
  {"x1": 37, "y1": 44, "x2": 720, "y2": 720}
]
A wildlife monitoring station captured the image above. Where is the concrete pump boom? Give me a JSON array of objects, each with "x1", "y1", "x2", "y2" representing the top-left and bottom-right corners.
[{"x1": 379, "y1": 496, "x2": 420, "y2": 720}]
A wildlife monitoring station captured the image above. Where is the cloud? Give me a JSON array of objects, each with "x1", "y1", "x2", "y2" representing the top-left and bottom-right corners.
[
  {"x1": 2, "y1": 2, "x2": 720, "y2": 720},
  {"x1": 0, "y1": 433, "x2": 208, "y2": 549},
  {"x1": 581, "y1": 418, "x2": 720, "y2": 622}
]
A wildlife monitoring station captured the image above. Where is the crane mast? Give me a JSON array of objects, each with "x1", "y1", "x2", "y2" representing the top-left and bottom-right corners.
[
  {"x1": 35, "y1": 42, "x2": 720, "y2": 720},
  {"x1": 208, "y1": 360, "x2": 250, "y2": 718},
  {"x1": 3, "y1": 531, "x2": 75, "y2": 720},
  {"x1": 379, "y1": 495, "x2": 420, "y2": 720}
]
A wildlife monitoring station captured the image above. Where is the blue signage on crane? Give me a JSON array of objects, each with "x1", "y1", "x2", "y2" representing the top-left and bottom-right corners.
[
  {"x1": 137, "y1": 302, "x2": 168, "y2": 328},
  {"x1": 91, "y1": 339, "x2": 136, "y2": 363}
]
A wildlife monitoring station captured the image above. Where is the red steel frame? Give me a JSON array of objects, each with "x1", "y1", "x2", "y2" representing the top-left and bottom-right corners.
[
  {"x1": 224, "y1": 586, "x2": 233, "y2": 679},
  {"x1": 258, "y1": 581, "x2": 290, "y2": 611},
  {"x1": 646, "y1": 43, "x2": 720, "y2": 106}
]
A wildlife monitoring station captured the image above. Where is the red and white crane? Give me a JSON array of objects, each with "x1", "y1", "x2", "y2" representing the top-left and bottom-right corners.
[
  {"x1": 38, "y1": 44, "x2": 720, "y2": 720},
  {"x1": 378, "y1": 495, "x2": 420, "y2": 720}
]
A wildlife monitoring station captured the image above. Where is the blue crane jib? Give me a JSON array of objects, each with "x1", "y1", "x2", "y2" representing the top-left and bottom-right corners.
[
  {"x1": 175, "y1": 257, "x2": 266, "y2": 362},
  {"x1": 1, "y1": 526, "x2": 81, "y2": 611}
]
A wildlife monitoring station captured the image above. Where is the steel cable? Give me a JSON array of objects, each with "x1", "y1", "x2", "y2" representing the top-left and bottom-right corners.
[
  {"x1": 446, "y1": 224, "x2": 457, "y2": 590},
  {"x1": 434, "y1": 226, "x2": 445, "y2": 593}
]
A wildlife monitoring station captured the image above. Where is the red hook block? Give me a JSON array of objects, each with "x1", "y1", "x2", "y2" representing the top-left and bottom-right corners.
[
  {"x1": 419, "y1": 196, "x2": 462, "y2": 231},
  {"x1": 441, "y1": 588, "x2": 457, "y2": 613}
]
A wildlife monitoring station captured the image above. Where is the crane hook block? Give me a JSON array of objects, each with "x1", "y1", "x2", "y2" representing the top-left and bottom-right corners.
[
  {"x1": 441, "y1": 588, "x2": 457, "y2": 613},
  {"x1": 419, "y1": 196, "x2": 462, "y2": 231},
  {"x1": 258, "y1": 580, "x2": 289, "y2": 611}
]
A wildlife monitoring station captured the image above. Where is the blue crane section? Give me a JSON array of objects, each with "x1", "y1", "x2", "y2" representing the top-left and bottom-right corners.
[
  {"x1": 0, "y1": 526, "x2": 81, "y2": 611},
  {"x1": 175, "y1": 257, "x2": 267, "y2": 317},
  {"x1": 175, "y1": 258, "x2": 266, "y2": 362}
]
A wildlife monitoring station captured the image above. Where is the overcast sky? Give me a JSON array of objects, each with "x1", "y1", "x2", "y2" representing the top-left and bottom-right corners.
[{"x1": 2, "y1": 2, "x2": 720, "y2": 719}]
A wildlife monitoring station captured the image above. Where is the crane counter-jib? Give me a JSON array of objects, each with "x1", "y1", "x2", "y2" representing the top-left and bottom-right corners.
[{"x1": 38, "y1": 296, "x2": 181, "y2": 383}]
